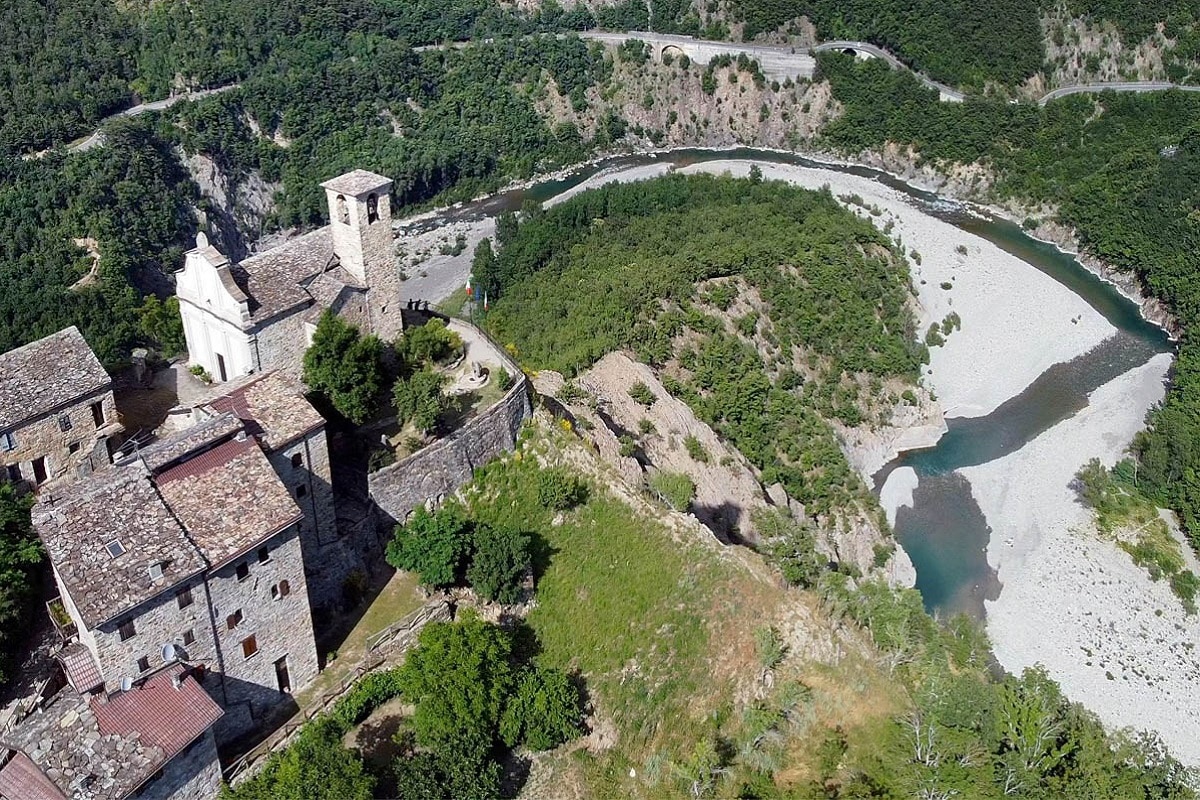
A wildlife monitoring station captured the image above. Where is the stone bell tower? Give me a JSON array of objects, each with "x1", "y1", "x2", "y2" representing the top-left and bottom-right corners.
[{"x1": 320, "y1": 170, "x2": 402, "y2": 339}]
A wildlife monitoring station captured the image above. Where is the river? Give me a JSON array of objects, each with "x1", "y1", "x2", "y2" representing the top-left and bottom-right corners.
[{"x1": 424, "y1": 146, "x2": 1173, "y2": 620}]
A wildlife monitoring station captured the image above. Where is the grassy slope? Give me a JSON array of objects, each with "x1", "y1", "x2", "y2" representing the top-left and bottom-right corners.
[{"x1": 463, "y1": 422, "x2": 904, "y2": 798}]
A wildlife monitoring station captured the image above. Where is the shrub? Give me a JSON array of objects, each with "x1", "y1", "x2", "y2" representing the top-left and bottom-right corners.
[
  {"x1": 496, "y1": 368, "x2": 514, "y2": 391},
  {"x1": 393, "y1": 367, "x2": 448, "y2": 434},
  {"x1": 618, "y1": 434, "x2": 638, "y2": 458},
  {"x1": 684, "y1": 434, "x2": 709, "y2": 463},
  {"x1": 650, "y1": 471, "x2": 696, "y2": 511},
  {"x1": 466, "y1": 526, "x2": 531, "y2": 605},
  {"x1": 499, "y1": 666, "x2": 584, "y2": 750},
  {"x1": 628, "y1": 380, "x2": 656, "y2": 406},
  {"x1": 385, "y1": 506, "x2": 473, "y2": 587},
  {"x1": 397, "y1": 318, "x2": 462, "y2": 368},
  {"x1": 303, "y1": 311, "x2": 385, "y2": 424},
  {"x1": 638, "y1": 417, "x2": 656, "y2": 435},
  {"x1": 537, "y1": 467, "x2": 589, "y2": 510},
  {"x1": 330, "y1": 668, "x2": 404, "y2": 728}
]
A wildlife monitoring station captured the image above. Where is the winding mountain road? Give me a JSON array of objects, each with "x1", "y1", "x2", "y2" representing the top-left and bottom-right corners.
[{"x1": 38, "y1": 34, "x2": 1200, "y2": 157}]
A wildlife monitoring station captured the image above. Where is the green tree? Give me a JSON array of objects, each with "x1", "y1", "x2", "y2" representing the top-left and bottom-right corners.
[
  {"x1": 465, "y1": 525, "x2": 531, "y2": 605},
  {"x1": 0, "y1": 485, "x2": 41, "y2": 687},
  {"x1": 396, "y1": 616, "x2": 516, "y2": 758},
  {"x1": 385, "y1": 506, "x2": 472, "y2": 588},
  {"x1": 302, "y1": 311, "x2": 384, "y2": 424},
  {"x1": 393, "y1": 367, "x2": 448, "y2": 434},
  {"x1": 221, "y1": 717, "x2": 373, "y2": 800},
  {"x1": 499, "y1": 665, "x2": 584, "y2": 750},
  {"x1": 396, "y1": 318, "x2": 461, "y2": 367},
  {"x1": 137, "y1": 294, "x2": 185, "y2": 356}
]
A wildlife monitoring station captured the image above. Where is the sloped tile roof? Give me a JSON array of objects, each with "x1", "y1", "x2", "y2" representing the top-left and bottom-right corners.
[
  {"x1": 0, "y1": 666, "x2": 221, "y2": 800},
  {"x1": 205, "y1": 372, "x2": 325, "y2": 451},
  {"x1": 134, "y1": 412, "x2": 243, "y2": 473},
  {"x1": 0, "y1": 327, "x2": 109, "y2": 430},
  {"x1": 235, "y1": 228, "x2": 337, "y2": 322},
  {"x1": 0, "y1": 751, "x2": 66, "y2": 800},
  {"x1": 320, "y1": 169, "x2": 392, "y2": 197},
  {"x1": 155, "y1": 437, "x2": 302, "y2": 569},
  {"x1": 56, "y1": 643, "x2": 103, "y2": 694},
  {"x1": 33, "y1": 467, "x2": 207, "y2": 629}
]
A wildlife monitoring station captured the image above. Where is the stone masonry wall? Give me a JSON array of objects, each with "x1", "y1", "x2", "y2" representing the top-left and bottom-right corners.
[
  {"x1": 134, "y1": 729, "x2": 222, "y2": 800},
  {"x1": 2, "y1": 389, "x2": 119, "y2": 487},
  {"x1": 251, "y1": 312, "x2": 309, "y2": 380},
  {"x1": 264, "y1": 430, "x2": 359, "y2": 615},
  {"x1": 368, "y1": 375, "x2": 532, "y2": 528},
  {"x1": 88, "y1": 573, "x2": 219, "y2": 692},
  {"x1": 204, "y1": 523, "x2": 319, "y2": 743}
]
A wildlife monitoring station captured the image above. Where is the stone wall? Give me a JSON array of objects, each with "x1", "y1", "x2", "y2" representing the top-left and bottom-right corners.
[
  {"x1": 134, "y1": 729, "x2": 222, "y2": 800},
  {"x1": 264, "y1": 429, "x2": 356, "y2": 614},
  {"x1": 2, "y1": 388, "x2": 119, "y2": 487},
  {"x1": 251, "y1": 312, "x2": 309, "y2": 380},
  {"x1": 205, "y1": 523, "x2": 319, "y2": 743},
  {"x1": 368, "y1": 374, "x2": 532, "y2": 528},
  {"x1": 88, "y1": 573, "x2": 219, "y2": 692}
]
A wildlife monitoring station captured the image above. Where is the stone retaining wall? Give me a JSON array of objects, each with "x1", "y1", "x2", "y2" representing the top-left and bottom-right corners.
[{"x1": 367, "y1": 373, "x2": 532, "y2": 528}]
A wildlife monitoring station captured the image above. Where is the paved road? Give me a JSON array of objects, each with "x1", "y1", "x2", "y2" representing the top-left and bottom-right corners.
[
  {"x1": 1038, "y1": 80, "x2": 1200, "y2": 105},
  {"x1": 68, "y1": 85, "x2": 240, "y2": 152},
  {"x1": 580, "y1": 30, "x2": 816, "y2": 82},
  {"x1": 813, "y1": 40, "x2": 965, "y2": 102}
]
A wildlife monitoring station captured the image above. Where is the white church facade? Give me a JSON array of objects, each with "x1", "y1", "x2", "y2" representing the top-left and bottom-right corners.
[{"x1": 177, "y1": 169, "x2": 404, "y2": 382}]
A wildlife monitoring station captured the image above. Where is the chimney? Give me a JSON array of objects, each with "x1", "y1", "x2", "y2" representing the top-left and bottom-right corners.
[{"x1": 235, "y1": 430, "x2": 247, "y2": 442}]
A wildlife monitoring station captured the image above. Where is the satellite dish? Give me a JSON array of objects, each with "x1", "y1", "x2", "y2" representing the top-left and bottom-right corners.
[
  {"x1": 161, "y1": 643, "x2": 177, "y2": 663},
  {"x1": 118, "y1": 676, "x2": 133, "y2": 692}
]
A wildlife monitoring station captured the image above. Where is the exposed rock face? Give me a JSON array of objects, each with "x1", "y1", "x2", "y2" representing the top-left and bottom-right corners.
[
  {"x1": 574, "y1": 352, "x2": 770, "y2": 543},
  {"x1": 183, "y1": 152, "x2": 280, "y2": 262}
]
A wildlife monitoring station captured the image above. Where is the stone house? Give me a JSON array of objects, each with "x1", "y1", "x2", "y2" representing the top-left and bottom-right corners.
[
  {"x1": 0, "y1": 326, "x2": 122, "y2": 489},
  {"x1": 176, "y1": 169, "x2": 403, "y2": 383},
  {"x1": 0, "y1": 664, "x2": 224, "y2": 800},
  {"x1": 33, "y1": 398, "x2": 321, "y2": 746}
]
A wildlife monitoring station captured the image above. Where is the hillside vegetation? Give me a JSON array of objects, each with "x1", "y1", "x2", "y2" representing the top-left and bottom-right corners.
[{"x1": 482, "y1": 173, "x2": 926, "y2": 522}]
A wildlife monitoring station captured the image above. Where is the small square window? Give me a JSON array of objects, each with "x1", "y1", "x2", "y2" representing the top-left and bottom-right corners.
[
  {"x1": 176, "y1": 587, "x2": 193, "y2": 609},
  {"x1": 291, "y1": 453, "x2": 303, "y2": 469},
  {"x1": 68, "y1": 441, "x2": 80, "y2": 454},
  {"x1": 91, "y1": 401, "x2": 104, "y2": 427},
  {"x1": 148, "y1": 562, "x2": 165, "y2": 582},
  {"x1": 242, "y1": 635, "x2": 258, "y2": 659},
  {"x1": 227, "y1": 609, "x2": 243, "y2": 630},
  {"x1": 295, "y1": 485, "x2": 307, "y2": 499},
  {"x1": 57, "y1": 416, "x2": 72, "y2": 432},
  {"x1": 257, "y1": 547, "x2": 270, "y2": 564},
  {"x1": 279, "y1": 580, "x2": 290, "y2": 597},
  {"x1": 119, "y1": 620, "x2": 137, "y2": 641},
  {"x1": 235, "y1": 562, "x2": 249, "y2": 581},
  {"x1": 0, "y1": 432, "x2": 14, "y2": 452},
  {"x1": 106, "y1": 540, "x2": 125, "y2": 558},
  {"x1": 137, "y1": 656, "x2": 150, "y2": 673},
  {"x1": 182, "y1": 629, "x2": 195, "y2": 647}
]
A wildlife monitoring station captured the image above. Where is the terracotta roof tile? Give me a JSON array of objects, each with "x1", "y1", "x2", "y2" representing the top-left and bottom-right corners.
[
  {"x1": 56, "y1": 643, "x2": 103, "y2": 694},
  {"x1": 0, "y1": 751, "x2": 66, "y2": 800},
  {"x1": 0, "y1": 327, "x2": 109, "y2": 430},
  {"x1": 205, "y1": 372, "x2": 324, "y2": 451},
  {"x1": 155, "y1": 437, "x2": 302, "y2": 569},
  {"x1": 0, "y1": 666, "x2": 221, "y2": 800},
  {"x1": 32, "y1": 467, "x2": 207, "y2": 628}
]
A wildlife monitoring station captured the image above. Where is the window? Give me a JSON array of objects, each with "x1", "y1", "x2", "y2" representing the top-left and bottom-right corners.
[
  {"x1": 31, "y1": 457, "x2": 46, "y2": 485},
  {"x1": 290, "y1": 453, "x2": 303, "y2": 469},
  {"x1": 279, "y1": 580, "x2": 290, "y2": 598},
  {"x1": 57, "y1": 415, "x2": 72, "y2": 432},
  {"x1": 91, "y1": 401, "x2": 104, "y2": 427},
  {"x1": 182, "y1": 629, "x2": 195, "y2": 647},
  {"x1": 5, "y1": 464, "x2": 22, "y2": 484},
  {"x1": 270, "y1": 584, "x2": 279, "y2": 600},
  {"x1": 119, "y1": 620, "x2": 137, "y2": 641},
  {"x1": 367, "y1": 193, "x2": 379, "y2": 224},
  {"x1": 235, "y1": 562, "x2": 249, "y2": 581},
  {"x1": 68, "y1": 442, "x2": 80, "y2": 455},
  {"x1": 147, "y1": 562, "x2": 164, "y2": 582},
  {"x1": 336, "y1": 195, "x2": 349, "y2": 225},
  {"x1": 242, "y1": 635, "x2": 258, "y2": 659},
  {"x1": 257, "y1": 547, "x2": 270, "y2": 564},
  {"x1": 176, "y1": 587, "x2": 193, "y2": 609},
  {"x1": 295, "y1": 484, "x2": 307, "y2": 499},
  {"x1": 226, "y1": 609, "x2": 243, "y2": 630},
  {"x1": 106, "y1": 540, "x2": 125, "y2": 558},
  {"x1": 0, "y1": 431, "x2": 13, "y2": 452},
  {"x1": 137, "y1": 656, "x2": 150, "y2": 673}
]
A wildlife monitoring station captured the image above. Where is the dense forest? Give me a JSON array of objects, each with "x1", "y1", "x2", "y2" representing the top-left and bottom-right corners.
[{"x1": 482, "y1": 173, "x2": 925, "y2": 522}]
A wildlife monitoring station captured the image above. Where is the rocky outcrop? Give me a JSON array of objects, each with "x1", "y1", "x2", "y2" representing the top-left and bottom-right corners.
[{"x1": 183, "y1": 152, "x2": 280, "y2": 262}]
